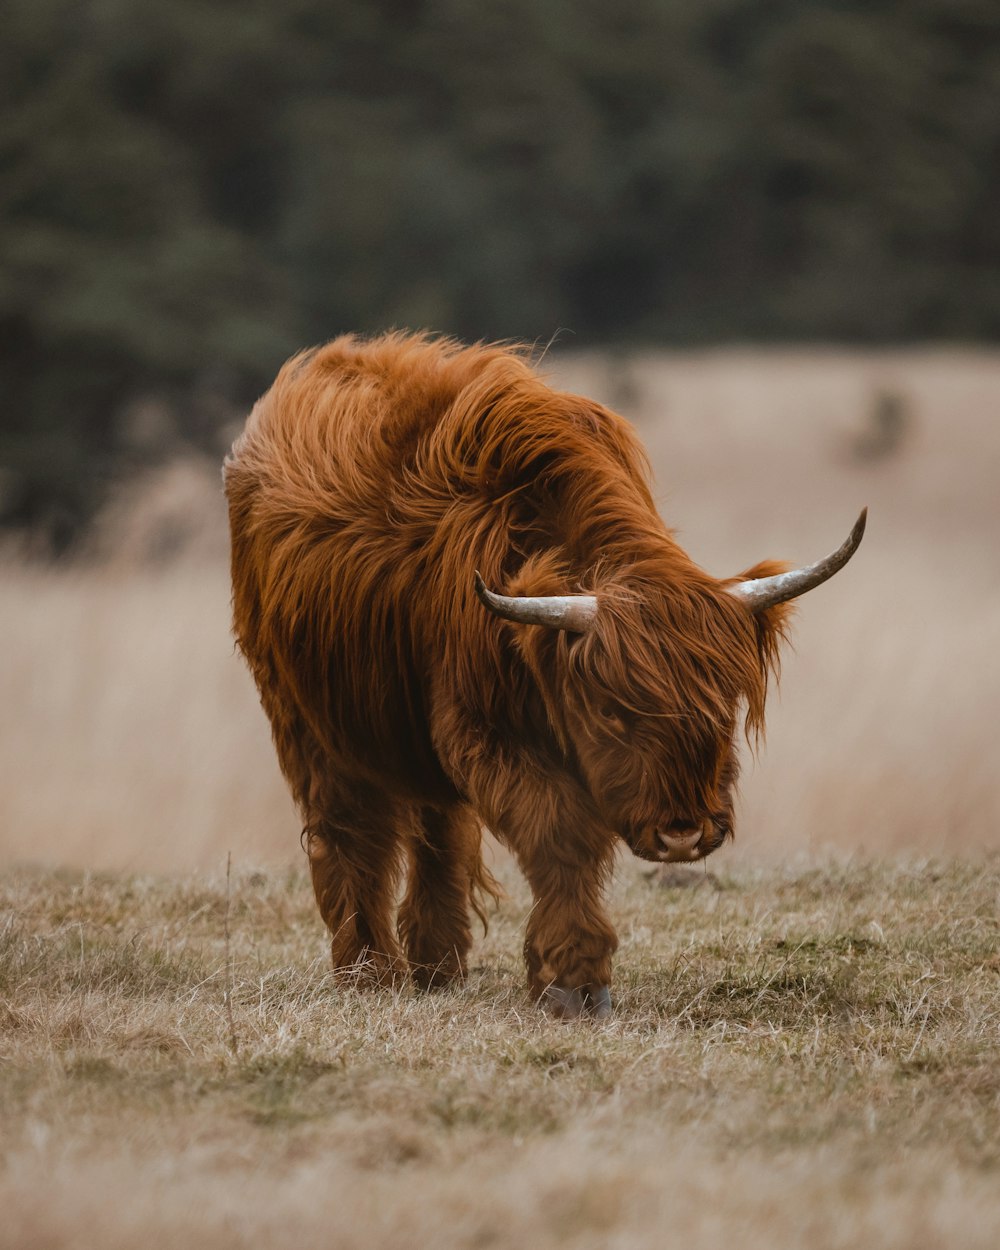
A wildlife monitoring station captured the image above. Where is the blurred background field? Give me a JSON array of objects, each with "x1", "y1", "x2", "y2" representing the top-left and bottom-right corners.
[{"x1": 2, "y1": 346, "x2": 998, "y2": 871}]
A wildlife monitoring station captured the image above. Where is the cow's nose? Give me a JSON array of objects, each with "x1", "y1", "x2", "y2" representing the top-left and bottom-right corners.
[{"x1": 656, "y1": 825, "x2": 702, "y2": 860}]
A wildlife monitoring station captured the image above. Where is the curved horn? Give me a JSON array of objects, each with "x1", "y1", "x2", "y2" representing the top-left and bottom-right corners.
[
  {"x1": 729, "y1": 508, "x2": 867, "y2": 613},
  {"x1": 474, "y1": 572, "x2": 598, "y2": 633}
]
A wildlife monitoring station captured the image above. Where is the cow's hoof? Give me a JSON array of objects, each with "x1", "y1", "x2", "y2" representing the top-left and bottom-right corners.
[
  {"x1": 584, "y1": 985, "x2": 613, "y2": 1020},
  {"x1": 542, "y1": 984, "x2": 585, "y2": 1019},
  {"x1": 542, "y1": 984, "x2": 613, "y2": 1020}
]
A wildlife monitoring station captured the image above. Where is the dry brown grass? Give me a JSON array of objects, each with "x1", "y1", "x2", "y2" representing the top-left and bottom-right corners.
[
  {"x1": 0, "y1": 557, "x2": 291, "y2": 870},
  {"x1": 2, "y1": 349, "x2": 999, "y2": 1246},
  {"x1": 2, "y1": 857, "x2": 999, "y2": 1249}
]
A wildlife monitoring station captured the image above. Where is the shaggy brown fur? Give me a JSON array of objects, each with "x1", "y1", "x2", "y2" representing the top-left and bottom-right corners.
[{"x1": 224, "y1": 332, "x2": 792, "y2": 1011}]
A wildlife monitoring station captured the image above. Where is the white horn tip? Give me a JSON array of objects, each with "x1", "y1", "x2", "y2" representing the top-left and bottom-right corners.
[{"x1": 730, "y1": 507, "x2": 869, "y2": 613}]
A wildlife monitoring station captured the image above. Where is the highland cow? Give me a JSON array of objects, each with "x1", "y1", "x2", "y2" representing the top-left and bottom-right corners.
[{"x1": 224, "y1": 333, "x2": 865, "y2": 1018}]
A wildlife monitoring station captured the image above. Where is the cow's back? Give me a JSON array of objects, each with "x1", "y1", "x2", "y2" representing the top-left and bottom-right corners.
[{"x1": 224, "y1": 334, "x2": 534, "y2": 797}]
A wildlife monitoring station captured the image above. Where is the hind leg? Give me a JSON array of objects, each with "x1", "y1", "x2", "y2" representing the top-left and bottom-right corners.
[
  {"x1": 305, "y1": 780, "x2": 409, "y2": 986},
  {"x1": 398, "y1": 805, "x2": 487, "y2": 989},
  {"x1": 257, "y1": 692, "x2": 407, "y2": 987}
]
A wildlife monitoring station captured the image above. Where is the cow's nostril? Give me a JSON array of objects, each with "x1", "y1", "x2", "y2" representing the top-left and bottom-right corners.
[{"x1": 656, "y1": 827, "x2": 701, "y2": 859}]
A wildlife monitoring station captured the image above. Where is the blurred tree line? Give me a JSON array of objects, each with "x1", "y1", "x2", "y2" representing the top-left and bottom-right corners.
[{"x1": 2, "y1": 0, "x2": 999, "y2": 550}]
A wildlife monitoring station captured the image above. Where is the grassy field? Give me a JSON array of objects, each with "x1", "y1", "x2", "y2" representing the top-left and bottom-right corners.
[
  {"x1": 2, "y1": 348, "x2": 999, "y2": 1246},
  {"x1": 3, "y1": 854, "x2": 999, "y2": 1249}
]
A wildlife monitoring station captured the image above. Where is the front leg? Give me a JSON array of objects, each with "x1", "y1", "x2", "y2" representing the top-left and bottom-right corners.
[
  {"x1": 517, "y1": 840, "x2": 619, "y2": 1019},
  {"x1": 436, "y1": 706, "x2": 619, "y2": 1018},
  {"x1": 482, "y1": 768, "x2": 618, "y2": 1019}
]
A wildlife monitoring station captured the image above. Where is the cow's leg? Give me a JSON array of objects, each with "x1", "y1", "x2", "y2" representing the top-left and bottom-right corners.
[
  {"x1": 305, "y1": 783, "x2": 408, "y2": 986},
  {"x1": 253, "y1": 681, "x2": 406, "y2": 985},
  {"x1": 398, "y1": 805, "x2": 484, "y2": 989},
  {"x1": 486, "y1": 771, "x2": 618, "y2": 1018},
  {"x1": 435, "y1": 727, "x2": 618, "y2": 1017},
  {"x1": 515, "y1": 839, "x2": 619, "y2": 1019}
]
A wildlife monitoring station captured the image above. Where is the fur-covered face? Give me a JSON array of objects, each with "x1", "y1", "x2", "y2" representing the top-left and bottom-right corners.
[
  {"x1": 524, "y1": 581, "x2": 787, "y2": 863},
  {"x1": 564, "y1": 692, "x2": 740, "y2": 863}
]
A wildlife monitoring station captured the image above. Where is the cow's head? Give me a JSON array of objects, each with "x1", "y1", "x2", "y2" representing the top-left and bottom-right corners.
[{"x1": 475, "y1": 510, "x2": 865, "y2": 863}]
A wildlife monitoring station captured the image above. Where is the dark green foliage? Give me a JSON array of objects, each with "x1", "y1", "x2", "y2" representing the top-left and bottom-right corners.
[{"x1": 2, "y1": 0, "x2": 999, "y2": 547}]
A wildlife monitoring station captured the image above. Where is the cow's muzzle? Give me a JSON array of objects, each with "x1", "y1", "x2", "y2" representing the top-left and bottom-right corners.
[{"x1": 628, "y1": 817, "x2": 729, "y2": 863}]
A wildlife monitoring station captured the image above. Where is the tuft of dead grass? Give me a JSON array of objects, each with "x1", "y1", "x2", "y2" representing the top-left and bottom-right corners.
[{"x1": 1, "y1": 856, "x2": 998, "y2": 1248}]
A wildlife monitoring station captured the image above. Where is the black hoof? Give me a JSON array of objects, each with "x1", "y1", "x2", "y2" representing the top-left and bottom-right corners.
[
  {"x1": 584, "y1": 985, "x2": 613, "y2": 1020},
  {"x1": 543, "y1": 984, "x2": 584, "y2": 1019},
  {"x1": 542, "y1": 984, "x2": 613, "y2": 1020}
]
